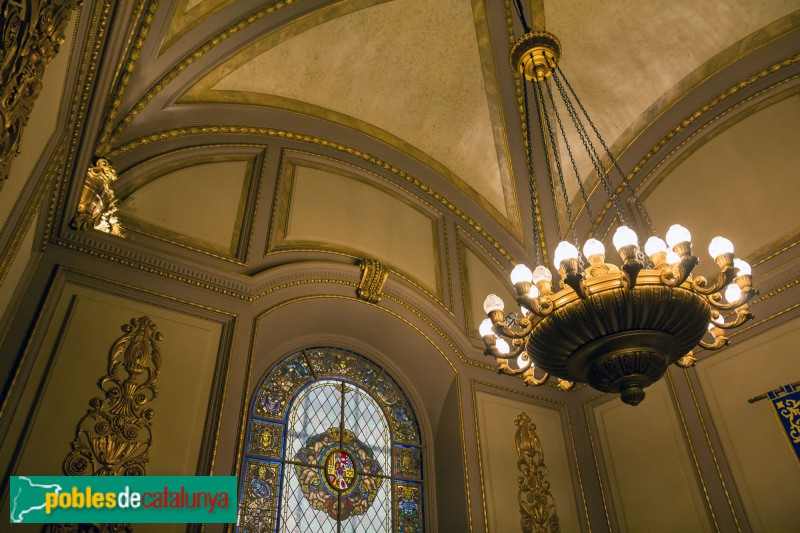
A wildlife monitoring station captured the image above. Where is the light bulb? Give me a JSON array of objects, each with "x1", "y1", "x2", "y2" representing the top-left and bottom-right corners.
[
  {"x1": 553, "y1": 241, "x2": 579, "y2": 268},
  {"x1": 612, "y1": 226, "x2": 639, "y2": 250},
  {"x1": 483, "y1": 294, "x2": 504, "y2": 314},
  {"x1": 496, "y1": 338, "x2": 510, "y2": 355},
  {"x1": 520, "y1": 306, "x2": 529, "y2": 316},
  {"x1": 528, "y1": 284, "x2": 539, "y2": 299},
  {"x1": 724, "y1": 284, "x2": 742, "y2": 303},
  {"x1": 708, "y1": 313, "x2": 724, "y2": 331},
  {"x1": 733, "y1": 258, "x2": 751, "y2": 276},
  {"x1": 532, "y1": 265, "x2": 552, "y2": 283},
  {"x1": 666, "y1": 224, "x2": 692, "y2": 247},
  {"x1": 510, "y1": 264, "x2": 534, "y2": 284},
  {"x1": 708, "y1": 236, "x2": 734, "y2": 259},
  {"x1": 479, "y1": 319, "x2": 494, "y2": 337},
  {"x1": 644, "y1": 236, "x2": 667, "y2": 256},
  {"x1": 583, "y1": 238, "x2": 605, "y2": 258},
  {"x1": 666, "y1": 250, "x2": 681, "y2": 265},
  {"x1": 517, "y1": 352, "x2": 531, "y2": 369}
]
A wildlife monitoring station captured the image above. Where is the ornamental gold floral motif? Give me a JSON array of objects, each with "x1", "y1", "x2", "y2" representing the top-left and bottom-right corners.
[
  {"x1": 0, "y1": 0, "x2": 82, "y2": 185},
  {"x1": 62, "y1": 316, "x2": 162, "y2": 477},
  {"x1": 515, "y1": 412, "x2": 559, "y2": 533},
  {"x1": 778, "y1": 398, "x2": 800, "y2": 444},
  {"x1": 71, "y1": 157, "x2": 124, "y2": 236}
]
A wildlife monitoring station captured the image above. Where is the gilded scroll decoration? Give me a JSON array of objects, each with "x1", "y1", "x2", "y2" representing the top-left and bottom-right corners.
[
  {"x1": 515, "y1": 412, "x2": 559, "y2": 533},
  {"x1": 62, "y1": 316, "x2": 162, "y2": 477},
  {"x1": 357, "y1": 258, "x2": 388, "y2": 304},
  {"x1": 0, "y1": 0, "x2": 81, "y2": 185},
  {"x1": 70, "y1": 157, "x2": 124, "y2": 236}
]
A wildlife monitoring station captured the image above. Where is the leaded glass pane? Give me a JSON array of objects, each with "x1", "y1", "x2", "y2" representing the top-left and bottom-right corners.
[
  {"x1": 280, "y1": 460, "x2": 337, "y2": 533},
  {"x1": 287, "y1": 380, "x2": 342, "y2": 458},
  {"x1": 344, "y1": 386, "x2": 390, "y2": 474},
  {"x1": 239, "y1": 458, "x2": 280, "y2": 533},
  {"x1": 340, "y1": 475, "x2": 391, "y2": 533},
  {"x1": 394, "y1": 482, "x2": 423, "y2": 533}
]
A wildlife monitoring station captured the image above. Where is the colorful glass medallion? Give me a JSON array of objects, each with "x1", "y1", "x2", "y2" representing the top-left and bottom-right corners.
[{"x1": 324, "y1": 449, "x2": 356, "y2": 491}]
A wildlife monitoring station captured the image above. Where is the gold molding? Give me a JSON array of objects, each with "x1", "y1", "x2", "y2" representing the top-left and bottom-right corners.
[
  {"x1": 0, "y1": 0, "x2": 81, "y2": 185},
  {"x1": 357, "y1": 258, "x2": 388, "y2": 304},
  {"x1": 158, "y1": 0, "x2": 237, "y2": 55},
  {"x1": 106, "y1": 0, "x2": 297, "y2": 147},
  {"x1": 62, "y1": 316, "x2": 163, "y2": 476},
  {"x1": 515, "y1": 412, "x2": 560, "y2": 533},
  {"x1": 96, "y1": 0, "x2": 157, "y2": 154}
]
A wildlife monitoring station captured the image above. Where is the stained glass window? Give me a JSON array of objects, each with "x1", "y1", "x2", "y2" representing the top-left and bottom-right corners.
[{"x1": 238, "y1": 347, "x2": 424, "y2": 533}]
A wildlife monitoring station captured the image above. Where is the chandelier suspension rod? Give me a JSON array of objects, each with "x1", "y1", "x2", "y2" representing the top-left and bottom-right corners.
[
  {"x1": 534, "y1": 77, "x2": 580, "y2": 248},
  {"x1": 521, "y1": 74, "x2": 544, "y2": 265},
  {"x1": 541, "y1": 76, "x2": 595, "y2": 225},
  {"x1": 555, "y1": 66, "x2": 658, "y2": 236}
]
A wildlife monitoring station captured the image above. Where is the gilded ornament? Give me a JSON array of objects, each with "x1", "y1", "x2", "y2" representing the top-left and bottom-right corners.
[
  {"x1": 70, "y1": 157, "x2": 124, "y2": 236},
  {"x1": 357, "y1": 258, "x2": 389, "y2": 304},
  {"x1": 0, "y1": 0, "x2": 82, "y2": 185},
  {"x1": 62, "y1": 316, "x2": 162, "y2": 476},
  {"x1": 515, "y1": 412, "x2": 559, "y2": 533}
]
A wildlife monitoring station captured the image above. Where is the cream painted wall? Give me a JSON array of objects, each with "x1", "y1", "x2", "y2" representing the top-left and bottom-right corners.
[
  {"x1": 695, "y1": 318, "x2": 800, "y2": 530},
  {"x1": 645, "y1": 94, "x2": 800, "y2": 265},
  {"x1": 474, "y1": 389, "x2": 582, "y2": 532},
  {"x1": 121, "y1": 159, "x2": 251, "y2": 255},
  {"x1": 592, "y1": 380, "x2": 713, "y2": 532},
  {"x1": 0, "y1": 13, "x2": 78, "y2": 231},
  {"x1": 0, "y1": 213, "x2": 39, "y2": 327},
  {"x1": 0, "y1": 283, "x2": 223, "y2": 532},
  {"x1": 284, "y1": 165, "x2": 439, "y2": 291}
]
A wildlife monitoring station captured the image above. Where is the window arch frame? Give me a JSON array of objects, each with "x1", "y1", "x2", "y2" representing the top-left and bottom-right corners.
[{"x1": 237, "y1": 346, "x2": 425, "y2": 532}]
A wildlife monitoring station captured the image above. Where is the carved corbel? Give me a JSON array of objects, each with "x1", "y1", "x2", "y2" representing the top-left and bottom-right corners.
[
  {"x1": 0, "y1": 0, "x2": 82, "y2": 186},
  {"x1": 70, "y1": 157, "x2": 124, "y2": 236},
  {"x1": 356, "y1": 258, "x2": 388, "y2": 304}
]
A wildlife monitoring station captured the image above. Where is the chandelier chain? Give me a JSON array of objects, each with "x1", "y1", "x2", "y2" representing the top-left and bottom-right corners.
[
  {"x1": 542, "y1": 76, "x2": 595, "y2": 225},
  {"x1": 521, "y1": 70, "x2": 543, "y2": 265},
  {"x1": 513, "y1": 0, "x2": 532, "y2": 33},
  {"x1": 536, "y1": 78, "x2": 579, "y2": 248},
  {"x1": 550, "y1": 70, "x2": 631, "y2": 229},
  {"x1": 556, "y1": 67, "x2": 658, "y2": 236},
  {"x1": 529, "y1": 77, "x2": 563, "y2": 239}
]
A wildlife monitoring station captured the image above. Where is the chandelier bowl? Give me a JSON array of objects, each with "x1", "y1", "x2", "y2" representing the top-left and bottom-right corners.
[{"x1": 527, "y1": 271, "x2": 710, "y2": 405}]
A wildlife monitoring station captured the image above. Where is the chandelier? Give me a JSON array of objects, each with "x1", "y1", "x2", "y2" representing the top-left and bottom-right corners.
[{"x1": 478, "y1": 14, "x2": 758, "y2": 405}]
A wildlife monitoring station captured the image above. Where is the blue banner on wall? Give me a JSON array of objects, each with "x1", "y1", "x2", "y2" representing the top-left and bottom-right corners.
[{"x1": 768, "y1": 385, "x2": 800, "y2": 463}]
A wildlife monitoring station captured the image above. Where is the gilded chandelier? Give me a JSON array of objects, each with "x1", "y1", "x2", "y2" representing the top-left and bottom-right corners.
[{"x1": 479, "y1": 14, "x2": 757, "y2": 405}]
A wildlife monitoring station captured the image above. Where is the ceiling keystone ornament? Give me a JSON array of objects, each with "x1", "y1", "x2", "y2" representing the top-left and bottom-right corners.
[
  {"x1": 62, "y1": 316, "x2": 162, "y2": 477},
  {"x1": 478, "y1": 15, "x2": 758, "y2": 405},
  {"x1": 515, "y1": 412, "x2": 558, "y2": 533},
  {"x1": 70, "y1": 157, "x2": 124, "y2": 236},
  {"x1": 0, "y1": 0, "x2": 82, "y2": 186},
  {"x1": 357, "y1": 258, "x2": 389, "y2": 304}
]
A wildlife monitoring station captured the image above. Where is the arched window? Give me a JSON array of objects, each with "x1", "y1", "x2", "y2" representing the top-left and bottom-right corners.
[{"x1": 238, "y1": 347, "x2": 424, "y2": 532}]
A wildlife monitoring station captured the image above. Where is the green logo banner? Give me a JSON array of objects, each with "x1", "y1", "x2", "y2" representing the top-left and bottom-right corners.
[{"x1": 9, "y1": 476, "x2": 237, "y2": 524}]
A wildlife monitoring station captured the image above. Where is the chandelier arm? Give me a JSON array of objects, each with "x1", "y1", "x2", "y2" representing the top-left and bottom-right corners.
[
  {"x1": 698, "y1": 336, "x2": 730, "y2": 350},
  {"x1": 713, "y1": 307, "x2": 755, "y2": 329},
  {"x1": 690, "y1": 267, "x2": 737, "y2": 295},
  {"x1": 705, "y1": 289, "x2": 758, "y2": 311},
  {"x1": 493, "y1": 319, "x2": 534, "y2": 339},
  {"x1": 675, "y1": 351, "x2": 698, "y2": 368},
  {"x1": 521, "y1": 68, "x2": 543, "y2": 265},
  {"x1": 551, "y1": 70, "x2": 632, "y2": 228},
  {"x1": 483, "y1": 340, "x2": 525, "y2": 359},
  {"x1": 530, "y1": 77, "x2": 563, "y2": 238},
  {"x1": 659, "y1": 256, "x2": 699, "y2": 287},
  {"x1": 517, "y1": 296, "x2": 554, "y2": 317},
  {"x1": 555, "y1": 67, "x2": 658, "y2": 236},
  {"x1": 523, "y1": 368, "x2": 551, "y2": 386},
  {"x1": 556, "y1": 379, "x2": 575, "y2": 391},
  {"x1": 539, "y1": 77, "x2": 578, "y2": 246}
]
